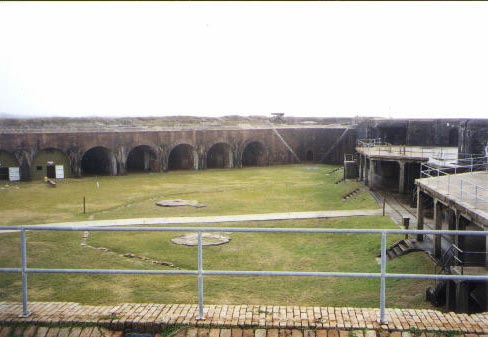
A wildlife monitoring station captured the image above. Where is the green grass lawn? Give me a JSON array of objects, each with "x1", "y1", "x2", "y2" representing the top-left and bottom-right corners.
[{"x1": 0, "y1": 164, "x2": 435, "y2": 309}]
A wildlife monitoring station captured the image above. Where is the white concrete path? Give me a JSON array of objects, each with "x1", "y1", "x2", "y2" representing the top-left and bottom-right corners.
[{"x1": 0, "y1": 209, "x2": 382, "y2": 232}]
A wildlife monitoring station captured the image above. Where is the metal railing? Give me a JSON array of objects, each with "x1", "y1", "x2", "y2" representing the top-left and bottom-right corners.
[
  {"x1": 419, "y1": 162, "x2": 488, "y2": 208},
  {"x1": 438, "y1": 244, "x2": 464, "y2": 273},
  {"x1": 356, "y1": 138, "x2": 390, "y2": 147},
  {"x1": 421, "y1": 157, "x2": 488, "y2": 177},
  {"x1": 356, "y1": 139, "x2": 459, "y2": 160},
  {"x1": 1, "y1": 224, "x2": 488, "y2": 323},
  {"x1": 438, "y1": 243, "x2": 488, "y2": 275}
]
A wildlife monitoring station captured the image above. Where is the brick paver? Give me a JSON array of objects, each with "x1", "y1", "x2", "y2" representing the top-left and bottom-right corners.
[{"x1": 0, "y1": 302, "x2": 487, "y2": 337}]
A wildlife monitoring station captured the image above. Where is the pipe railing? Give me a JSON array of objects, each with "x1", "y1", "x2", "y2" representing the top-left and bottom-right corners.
[
  {"x1": 356, "y1": 139, "x2": 459, "y2": 160},
  {"x1": 419, "y1": 163, "x2": 488, "y2": 207},
  {"x1": 1, "y1": 224, "x2": 488, "y2": 323},
  {"x1": 420, "y1": 157, "x2": 488, "y2": 178},
  {"x1": 356, "y1": 138, "x2": 388, "y2": 147}
]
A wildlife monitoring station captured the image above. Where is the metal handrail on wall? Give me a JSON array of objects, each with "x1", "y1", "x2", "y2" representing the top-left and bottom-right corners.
[{"x1": 1, "y1": 225, "x2": 488, "y2": 324}]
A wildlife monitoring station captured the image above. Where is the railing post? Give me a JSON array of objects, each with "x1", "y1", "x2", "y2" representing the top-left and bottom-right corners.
[
  {"x1": 20, "y1": 228, "x2": 31, "y2": 318},
  {"x1": 460, "y1": 180, "x2": 463, "y2": 200},
  {"x1": 475, "y1": 185, "x2": 478, "y2": 208},
  {"x1": 197, "y1": 231, "x2": 205, "y2": 320},
  {"x1": 447, "y1": 175, "x2": 450, "y2": 195},
  {"x1": 379, "y1": 232, "x2": 387, "y2": 324}
]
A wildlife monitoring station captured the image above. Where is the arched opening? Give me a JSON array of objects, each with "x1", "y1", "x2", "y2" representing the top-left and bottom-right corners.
[
  {"x1": 168, "y1": 144, "x2": 195, "y2": 170},
  {"x1": 242, "y1": 141, "x2": 267, "y2": 167},
  {"x1": 207, "y1": 143, "x2": 232, "y2": 169},
  {"x1": 0, "y1": 150, "x2": 19, "y2": 180},
  {"x1": 306, "y1": 150, "x2": 314, "y2": 162},
  {"x1": 126, "y1": 145, "x2": 158, "y2": 173},
  {"x1": 32, "y1": 148, "x2": 71, "y2": 180},
  {"x1": 81, "y1": 147, "x2": 115, "y2": 176}
]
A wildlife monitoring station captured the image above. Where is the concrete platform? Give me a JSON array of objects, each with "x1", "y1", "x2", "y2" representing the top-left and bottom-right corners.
[
  {"x1": 1, "y1": 302, "x2": 488, "y2": 335},
  {"x1": 356, "y1": 146, "x2": 457, "y2": 162},
  {"x1": 416, "y1": 171, "x2": 488, "y2": 227}
]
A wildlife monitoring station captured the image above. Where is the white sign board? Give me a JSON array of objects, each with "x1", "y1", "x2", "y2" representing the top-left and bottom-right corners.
[
  {"x1": 8, "y1": 167, "x2": 20, "y2": 181},
  {"x1": 55, "y1": 165, "x2": 65, "y2": 179}
]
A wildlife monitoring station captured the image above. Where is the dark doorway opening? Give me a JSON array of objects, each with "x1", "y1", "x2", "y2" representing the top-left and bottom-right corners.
[
  {"x1": 46, "y1": 164, "x2": 55, "y2": 179},
  {"x1": 207, "y1": 143, "x2": 232, "y2": 168},
  {"x1": 168, "y1": 144, "x2": 194, "y2": 170},
  {"x1": 0, "y1": 167, "x2": 8, "y2": 180},
  {"x1": 127, "y1": 145, "x2": 158, "y2": 173},
  {"x1": 376, "y1": 160, "x2": 400, "y2": 192},
  {"x1": 306, "y1": 150, "x2": 314, "y2": 161},
  {"x1": 242, "y1": 142, "x2": 266, "y2": 167},
  {"x1": 81, "y1": 147, "x2": 114, "y2": 176}
]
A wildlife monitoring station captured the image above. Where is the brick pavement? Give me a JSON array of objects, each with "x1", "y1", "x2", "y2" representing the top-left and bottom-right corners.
[{"x1": 1, "y1": 302, "x2": 488, "y2": 336}]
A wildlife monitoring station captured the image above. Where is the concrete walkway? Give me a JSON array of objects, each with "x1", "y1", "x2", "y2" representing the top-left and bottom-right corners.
[
  {"x1": 1, "y1": 302, "x2": 487, "y2": 336},
  {"x1": 0, "y1": 209, "x2": 383, "y2": 233}
]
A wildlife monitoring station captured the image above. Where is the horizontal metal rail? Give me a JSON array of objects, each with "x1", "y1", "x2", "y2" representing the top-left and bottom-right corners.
[
  {"x1": 1, "y1": 225, "x2": 488, "y2": 323},
  {"x1": 3, "y1": 225, "x2": 488, "y2": 235}
]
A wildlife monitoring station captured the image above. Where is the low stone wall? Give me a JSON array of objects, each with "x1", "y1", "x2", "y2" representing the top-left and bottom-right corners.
[{"x1": 1, "y1": 302, "x2": 487, "y2": 335}]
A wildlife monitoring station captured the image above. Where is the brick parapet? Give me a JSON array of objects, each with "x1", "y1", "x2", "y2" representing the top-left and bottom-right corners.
[{"x1": 1, "y1": 302, "x2": 487, "y2": 335}]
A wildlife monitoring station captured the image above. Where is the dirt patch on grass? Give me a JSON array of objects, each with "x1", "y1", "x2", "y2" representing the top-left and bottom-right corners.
[{"x1": 156, "y1": 199, "x2": 207, "y2": 208}]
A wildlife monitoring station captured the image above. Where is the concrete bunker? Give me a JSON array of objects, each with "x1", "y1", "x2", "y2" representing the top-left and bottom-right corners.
[
  {"x1": 0, "y1": 150, "x2": 19, "y2": 180},
  {"x1": 168, "y1": 144, "x2": 196, "y2": 170},
  {"x1": 207, "y1": 143, "x2": 233, "y2": 169},
  {"x1": 127, "y1": 145, "x2": 159, "y2": 173},
  {"x1": 32, "y1": 148, "x2": 70, "y2": 180},
  {"x1": 81, "y1": 146, "x2": 116, "y2": 176},
  {"x1": 242, "y1": 141, "x2": 267, "y2": 167}
]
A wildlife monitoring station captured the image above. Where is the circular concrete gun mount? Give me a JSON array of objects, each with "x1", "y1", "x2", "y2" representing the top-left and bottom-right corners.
[
  {"x1": 156, "y1": 199, "x2": 207, "y2": 208},
  {"x1": 171, "y1": 233, "x2": 231, "y2": 246}
]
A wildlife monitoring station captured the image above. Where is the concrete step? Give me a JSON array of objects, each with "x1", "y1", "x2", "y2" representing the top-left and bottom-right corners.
[{"x1": 380, "y1": 239, "x2": 422, "y2": 262}]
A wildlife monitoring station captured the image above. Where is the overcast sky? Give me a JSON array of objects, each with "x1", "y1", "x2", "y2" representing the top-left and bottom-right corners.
[{"x1": 1, "y1": 1, "x2": 488, "y2": 119}]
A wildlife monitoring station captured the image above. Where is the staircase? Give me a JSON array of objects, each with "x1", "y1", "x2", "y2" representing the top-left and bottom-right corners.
[
  {"x1": 378, "y1": 239, "x2": 421, "y2": 261},
  {"x1": 427, "y1": 244, "x2": 462, "y2": 308}
]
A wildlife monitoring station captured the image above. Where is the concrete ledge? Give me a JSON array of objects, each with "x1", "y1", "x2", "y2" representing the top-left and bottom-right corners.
[{"x1": 1, "y1": 302, "x2": 487, "y2": 335}]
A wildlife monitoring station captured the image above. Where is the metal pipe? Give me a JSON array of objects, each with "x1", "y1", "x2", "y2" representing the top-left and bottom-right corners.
[
  {"x1": 5, "y1": 268, "x2": 488, "y2": 282},
  {"x1": 197, "y1": 231, "x2": 205, "y2": 320},
  {"x1": 1, "y1": 226, "x2": 487, "y2": 237},
  {"x1": 22, "y1": 268, "x2": 198, "y2": 275},
  {"x1": 447, "y1": 175, "x2": 450, "y2": 195},
  {"x1": 379, "y1": 232, "x2": 387, "y2": 324},
  {"x1": 20, "y1": 229, "x2": 30, "y2": 318},
  {"x1": 475, "y1": 185, "x2": 478, "y2": 208}
]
